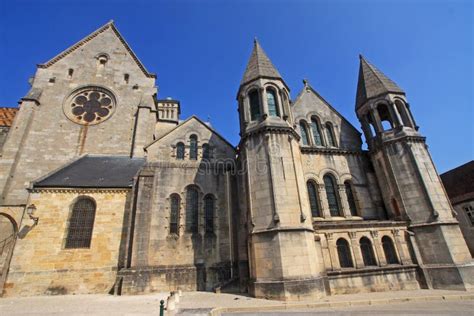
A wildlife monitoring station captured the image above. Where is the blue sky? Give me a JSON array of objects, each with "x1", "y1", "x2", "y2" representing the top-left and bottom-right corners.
[{"x1": 0, "y1": 0, "x2": 472, "y2": 172}]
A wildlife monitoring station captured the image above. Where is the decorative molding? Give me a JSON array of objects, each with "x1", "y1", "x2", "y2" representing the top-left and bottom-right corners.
[
  {"x1": 301, "y1": 146, "x2": 364, "y2": 156},
  {"x1": 31, "y1": 188, "x2": 130, "y2": 194}
]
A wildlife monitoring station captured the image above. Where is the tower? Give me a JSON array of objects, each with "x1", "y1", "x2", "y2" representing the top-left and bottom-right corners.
[
  {"x1": 236, "y1": 40, "x2": 326, "y2": 300},
  {"x1": 356, "y1": 55, "x2": 473, "y2": 290}
]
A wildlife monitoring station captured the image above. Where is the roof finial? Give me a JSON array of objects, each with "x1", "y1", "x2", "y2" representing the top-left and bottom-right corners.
[
  {"x1": 303, "y1": 78, "x2": 309, "y2": 86},
  {"x1": 254, "y1": 37, "x2": 258, "y2": 44}
]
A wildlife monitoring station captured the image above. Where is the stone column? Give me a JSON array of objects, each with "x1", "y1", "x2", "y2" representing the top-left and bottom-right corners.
[
  {"x1": 389, "y1": 101, "x2": 403, "y2": 127},
  {"x1": 259, "y1": 87, "x2": 269, "y2": 119},
  {"x1": 370, "y1": 231, "x2": 385, "y2": 266},
  {"x1": 338, "y1": 184, "x2": 351, "y2": 218},
  {"x1": 361, "y1": 116, "x2": 373, "y2": 140},
  {"x1": 369, "y1": 107, "x2": 384, "y2": 133},
  {"x1": 241, "y1": 94, "x2": 249, "y2": 125},
  {"x1": 278, "y1": 90, "x2": 288, "y2": 120},
  {"x1": 326, "y1": 233, "x2": 339, "y2": 270},
  {"x1": 393, "y1": 229, "x2": 412, "y2": 265},
  {"x1": 318, "y1": 184, "x2": 331, "y2": 218},
  {"x1": 349, "y1": 232, "x2": 364, "y2": 268}
]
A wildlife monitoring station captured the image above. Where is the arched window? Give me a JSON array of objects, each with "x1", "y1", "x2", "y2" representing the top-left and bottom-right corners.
[
  {"x1": 307, "y1": 181, "x2": 321, "y2": 217},
  {"x1": 204, "y1": 194, "x2": 215, "y2": 233},
  {"x1": 325, "y1": 122, "x2": 336, "y2": 147},
  {"x1": 395, "y1": 100, "x2": 411, "y2": 127},
  {"x1": 323, "y1": 174, "x2": 341, "y2": 216},
  {"x1": 169, "y1": 194, "x2": 180, "y2": 235},
  {"x1": 300, "y1": 121, "x2": 310, "y2": 146},
  {"x1": 336, "y1": 238, "x2": 353, "y2": 268},
  {"x1": 249, "y1": 90, "x2": 261, "y2": 121},
  {"x1": 360, "y1": 237, "x2": 377, "y2": 266},
  {"x1": 65, "y1": 197, "x2": 96, "y2": 249},
  {"x1": 311, "y1": 118, "x2": 323, "y2": 146},
  {"x1": 344, "y1": 181, "x2": 358, "y2": 216},
  {"x1": 186, "y1": 186, "x2": 199, "y2": 232},
  {"x1": 377, "y1": 103, "x2": 394, "y2": 131},
  {"x1": 266, "y1": 89, "x2": 279, "y2": 117},
  {"x1": 202, "y1": 143, "x2": 211, "y2": 160},
  {"x1": 176, "y1": 142, "x2": 185, "y2": 160},
  {"x1": 189, "y1": 135, "x2": 198, "y2": 160},
  {"x1": 382, "y1": 236, "x2": 399, "y2": 264}
]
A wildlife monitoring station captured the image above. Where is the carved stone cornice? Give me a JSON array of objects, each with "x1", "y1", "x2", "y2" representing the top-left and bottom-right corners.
[
  {"x1": 30, "y1": 187, "x2": 130, "y2": 194},
  {"x1": 301, "y1": 146, "x2": 364, "y2": 156},
  {"x1": 241, "y1": 125, "x2": 300, "y2": 143}
]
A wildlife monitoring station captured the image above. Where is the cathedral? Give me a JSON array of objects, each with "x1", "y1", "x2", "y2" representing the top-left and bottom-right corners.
[{"x1": 0, "y1": 21, "x2": 472, "y2": 300}]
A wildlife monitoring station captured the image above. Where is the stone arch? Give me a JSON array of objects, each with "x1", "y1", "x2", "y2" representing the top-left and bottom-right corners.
[
  {"x1": 0, "y1": 212, "x2": 19, "y2": 295},
  {"x1": 317, "y1": 168, "x2": 341, "y2": 184},
  {"x1": 376, "y1": 101, "x2": 394, "y2": 131}
]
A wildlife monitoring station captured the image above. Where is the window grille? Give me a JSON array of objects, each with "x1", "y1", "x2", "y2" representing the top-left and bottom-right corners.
[
  {"x1": 360, "y1": 237, "x2": 377, "y2": 266},
  {"x1": 170, "y1": 194, "x2": 180, "y2": 235},
  {"x1": 189, "y1": 135, "x2": 198, "y2": 160},
  {"x1": 382, "y1": 236, "x2": 399, "y2": 264},
  {"x1": 204, "y1": 195, "x2": 214, "y2": 233},
  {"x1": 311, "y1": 119, "x2": 323, "y2": 146},
  {"x1": 307, "y1": 181, "x2": 321, "y2": 217},
  {"x1": 266, "y1": 89, "x2": 279, "y2": 117},
  {"x1": 300, "y1": 121, "x2": 310, "y2": 145},
  {"x1": 65, "y1": 197, "x2": 96, "y2": 249},
  {"x1": 202, "y1": 144, "x2": 211, "y2": 160},
  {"x1": 176, "y1": 142, "x2": 185, "y2": 160},
  {"x1": 325, "y1": 123, "x2": 336, "y2": 147},
  {"x1": 336, "y1": 238, "x2": 354, "y2": 268},
  {"x1": 345, "y1": 181, "x2": 358, "y2": 216},
  {"x1": 324, "y1": 174, "x2": 341, "y2": 216},
  {"x1": 465, "y1": 206, "x2": 474, "y2": 226},
  {"x1": 249, "y1": 90, "x2": 261, "y2": 121},
  {"x1": 186, "y1": 187, "x2": 199, "y2": 232}
]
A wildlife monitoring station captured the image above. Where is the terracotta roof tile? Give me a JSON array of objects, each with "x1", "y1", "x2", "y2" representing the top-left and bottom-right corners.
[{"x1": 0, "y1": 107, "x2": 18, "y2": 127}]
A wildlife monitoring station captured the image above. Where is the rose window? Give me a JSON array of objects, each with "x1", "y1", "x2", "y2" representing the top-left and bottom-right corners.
[{"x1": 64, "y1": 87, "x2": 116, "y2": 125}]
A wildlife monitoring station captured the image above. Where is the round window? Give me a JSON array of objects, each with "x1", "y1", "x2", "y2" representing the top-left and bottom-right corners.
[{"x1": 64, "y1": 87, "x2": 116, "y2": 125}]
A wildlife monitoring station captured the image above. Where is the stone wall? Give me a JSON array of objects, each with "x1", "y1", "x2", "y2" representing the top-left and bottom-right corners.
[
  {"x1": 453, "y1": 201, "x2": 474, "y2": 257},
  {"x1": 0, "y1": 24, "x2": 157, "y2": 206},
  {"x1": 3, "y1": 189, "x2": 130, "y2": 296}
]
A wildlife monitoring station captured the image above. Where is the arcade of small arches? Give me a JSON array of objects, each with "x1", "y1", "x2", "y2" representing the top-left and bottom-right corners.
[
  {"x1": 241, "y1": 84, "x2": 291, "y2": 122},
  {"x1": 360, "y1": 99, "x2": 416, "y2": 139},
  {"x1": 174, "y1": 134, "x2": 212, "y2": 161},
  {"x1": 306, "y1": 173, "x2": 359, "y2": 219},
  {"x1": 333, "y1": 234, "x2": 400, "y2": 270},
  {"x1": 167, "y1": 185, "x2": 217, "y2": 236},
  {"x1": 298, "y1": 116, "x2": 338, "y2": 148}
]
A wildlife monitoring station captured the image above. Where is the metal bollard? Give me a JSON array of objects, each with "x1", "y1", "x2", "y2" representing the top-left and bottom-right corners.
[{"x1": 159, "y1": 300, "x2": 165, "y2": 316}]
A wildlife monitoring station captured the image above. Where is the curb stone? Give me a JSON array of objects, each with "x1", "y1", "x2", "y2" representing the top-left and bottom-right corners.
[{"x1": 208, "y1": 293, "x2": 474, "y2": 316}]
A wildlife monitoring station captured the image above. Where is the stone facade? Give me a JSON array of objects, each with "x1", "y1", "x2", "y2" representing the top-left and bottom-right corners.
[
  {"x1": 4, "y1": 189, "x2": 131, "y2": 296},
  {"x1": 0, "y1": 22, "x2": 472, "y2": 299},
  {"x1": 441, "y1": 161, "x2": 474, "y2": 257}
]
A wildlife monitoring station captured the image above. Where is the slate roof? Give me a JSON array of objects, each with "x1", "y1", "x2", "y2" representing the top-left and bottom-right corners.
[
  {"x1": 34, "y1": 155, "x2": 145, "y2": 188},
  {"x1": 440, "y1": 161, "x2": 474, "y2": 205},
  {"x1": 355, "y1": 55, "x2": 404, "y2": 109},
  {"x1": 240, "y1": 39, "x2": 283, "y2": 86},
  {"x1": 0, "y1": 107, "x2": 18, "y2": 127}
]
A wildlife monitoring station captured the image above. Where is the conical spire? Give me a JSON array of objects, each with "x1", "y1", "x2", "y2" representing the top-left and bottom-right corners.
[
  {"x1": 355, "y1": 55, "x2": 404, "y2": 109},
  {"x1": 240, "y1": 39, "x2": 283, "y2": 86}
]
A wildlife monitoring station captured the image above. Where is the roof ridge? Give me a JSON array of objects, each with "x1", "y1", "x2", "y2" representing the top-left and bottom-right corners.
[{"x1": 38, "y1": 21, "x2": 156, "y2": 79}]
